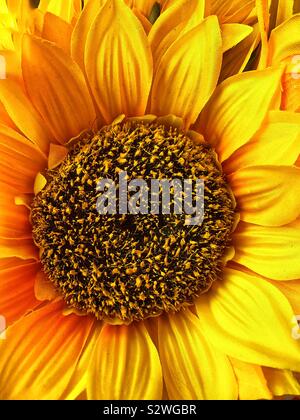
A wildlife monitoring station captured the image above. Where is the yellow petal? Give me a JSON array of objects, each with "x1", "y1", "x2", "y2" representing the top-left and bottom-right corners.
[
  {"x1": 0, "y1": 191, "x2": 31, "y2": 239},
  {"x1": 224, "y1": 111, "x2": 300, "y2": 173},
  {"x1": 270, "y1": 280, "x2": 300, "y2": 314},
  {"x1": 0, "y1": 25, "x2": 14, "y2": 50},
  {"x1": 268, "y1": 14, "x2": 300, "y2": 65},
  {"x1": 34, "y1": 172, "x2": 47, "y2": 195},
  {"x1": 273, "y1": 0, "x2": 295, "y2": 26},
  {"x1": 6, "y1": 0, "x2": 39, "y2": 30},
  {"x1": 0, "y1": 79, "x2": 51, "y2": 154},
  {"x1": 230, "y1": 358, "x2": 272, "y2": 400},
  {"x1": 219, "y1": 22, "x2": 260, "y2": 82},
  {"x1": 37, "y1": 0, "x2": 51, "y2": 12},
  {"x1": 62, "y1": 323, "x2": 101, "y2": 400},
  {"x1": 221, "y1": 23, "x2": 253, "y2": 52},
  {"x1": 233, "y1": 222, "x2": 300, "y2": 280},
  {"x1": 209, "y1": 0, "x2": 255, "y2": 24},
  {"x1": 196, "y1": 267, "x2": 300, "y2": 371},
  {"x1": 46, "y1": 0, "x2": 81, "y2": 22},
  {"x1": 0, "y1": 99, "x2": 15, "y2": 129},
  {"x1": 7, "y1": 0, "x2": 38, "y2": 15},
  {"x1": 0, "y1": 160, "x2": 39, "y2": 195},
  {"x1": 0, "y1": 237, "x2": 38, "y2": 260},
  {"x1": 228, "y1": 166, "x2": 300, "y2": 227},
  {"x1": 148, "y1": 0, "x2": 204, "y2": 69},
  {"x1": 256, "y1": 0, "x2": 269, "y2": 69},
  {"x1": 48, "y1": 143, "x2": 68, "y2": 169},
  {"x1": 132, "y1": 6, "x2": 152, "y2": 34},
  {"x1": 150, "y1": 16, "x2": 222, "y2": 128},
  {"x1": 14, "y1": 194, "x2": 33, "y2": 209},
  {"x1": 198, "y1": 67, "x2": 283, "y2": 162},
  {"x1": 42, "y1": 12, "x2": 72, "y2": 54},
  {"x1": 85, "y1": 0, "x2": 153, "y2": 123},
  {"x1": 263, "y1": 368, "x2": 300, "y2": 396},
  {"x1": 22, "y1": 34, "x2": 96, "y2": 144},
  {"x1": 0, "y1": 258, "x2": 40, "y2": 325},
  {"x1": 0, "y1": 124, "x2": 47, "y2": 193},
  {"x1": 71, "y1": 0, "x2": 106, "y2": 72},
  {"x1": 131, "y1": 0, "x2": 156, "y2": 16},
  {"x1": 0, "y1": 301, "x2": 94, "y2": 400},
  {"x1": 0, "y1": 0, "x2": 9, "y2": 13},
  {"x1": 87, "y1": 322, "x2": 163, "y2": 399},
  {"x1": 158, "y1": 310, "x2": 238, "y2": 400},
  {"x1": 34, "y1": 269, "x2": 59, "y2": 301}
]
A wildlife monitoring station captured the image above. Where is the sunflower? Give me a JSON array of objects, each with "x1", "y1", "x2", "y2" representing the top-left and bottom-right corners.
[{"x1": 1, "y1": 0, "x2": 300, "y2": 401}]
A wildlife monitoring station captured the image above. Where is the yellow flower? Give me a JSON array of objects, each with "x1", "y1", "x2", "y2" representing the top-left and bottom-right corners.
[{"x1": 1, "y1": 0, "x2": 300, "y2": 400}]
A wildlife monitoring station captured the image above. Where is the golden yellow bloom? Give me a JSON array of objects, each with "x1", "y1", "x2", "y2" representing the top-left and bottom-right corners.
[{"x1": 0, "y1": 0, "x2": 300, "y2": 400}]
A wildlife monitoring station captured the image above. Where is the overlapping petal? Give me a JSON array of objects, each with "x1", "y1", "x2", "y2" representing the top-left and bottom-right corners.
[
  {"x1": 85, "y1": 0, "x2": 153, "y2": 123},
  {"x1": 221, "y1": 23, "x2": 253, "y2": 52},
  {"x1": 150, "y1": 16, "x2": 222, "y2": 128},
  {"x1": 233, "y1": 222, "x2": 300, "y2": 280},
  {"x1": 197, "y1": 68, "x2": 283, "y2": 161},
  {"x1": 224, "y1": 111, "x2": 300, "y2": 173},
  {"x1": 158, "y1": 310, "x2": 238, "y2": 400},
  {"x1": 46, "y1": 0, "x2": 81, "y2": 23},
  {"x1": 209, "y1": 0, "x2": 255, "y2": 24},
  {"x1": 71, "y1": 0, "x2": 106, "y2": 72},
  {"x1": 62, "y1": 323, "x2": 101, "y2": 400},
  {"x1": 0, "y1": 79, "x2": 52, "y2": 153},
  {"x1": 0, "y1": 301, "x2": 94, "y2": 400},
  {"x1": 87, "y1": 322, "x2": 163, "y2": 399},
  {"x1": 22, "y1": 35, "x2": 96, "y2": 144},
  {"x1": 268, "y1": 14, "x2": 300, "y2": 65},
  {"x1": 230, "y1": 358, "x2": 272, "y2": 400},
  {"x1": 219, "y1": 22, "x2": 260, "y2": 81},
  {"x1": 228, "y1": 166, "x2": 300, "y2": 226},
  {"x1": 271, "y1": 280, "x2": 300, "y2": 314},
  {"x1": 267, "y1": 14, "x2": 300, "y2": 113},
  {"x1": 42, "y1": 12, "x2": 73, "y2": 53},
  {"x1": 263, "y1": 368, "x2": 300, "y2": 396},
  {"x1": 0, "y1": 124, "x2": 47, "y2": 193},
  {"x1": 0, "y1": 258, "x2": 40, "y2": 325},
  {"x1": 148, "y1": 0, "x2": 205, "y2": 68},
  {"x1": 0, "y1": 191, "x2": 32, "y2": 239},
  {"x1": 196, "y1": 267, "x2": 300, "y2": 371}
]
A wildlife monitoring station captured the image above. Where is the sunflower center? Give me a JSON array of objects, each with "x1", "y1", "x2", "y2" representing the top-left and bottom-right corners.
[{"x1": 32, "y1": 122, "x2": 235, "y2": 323}]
